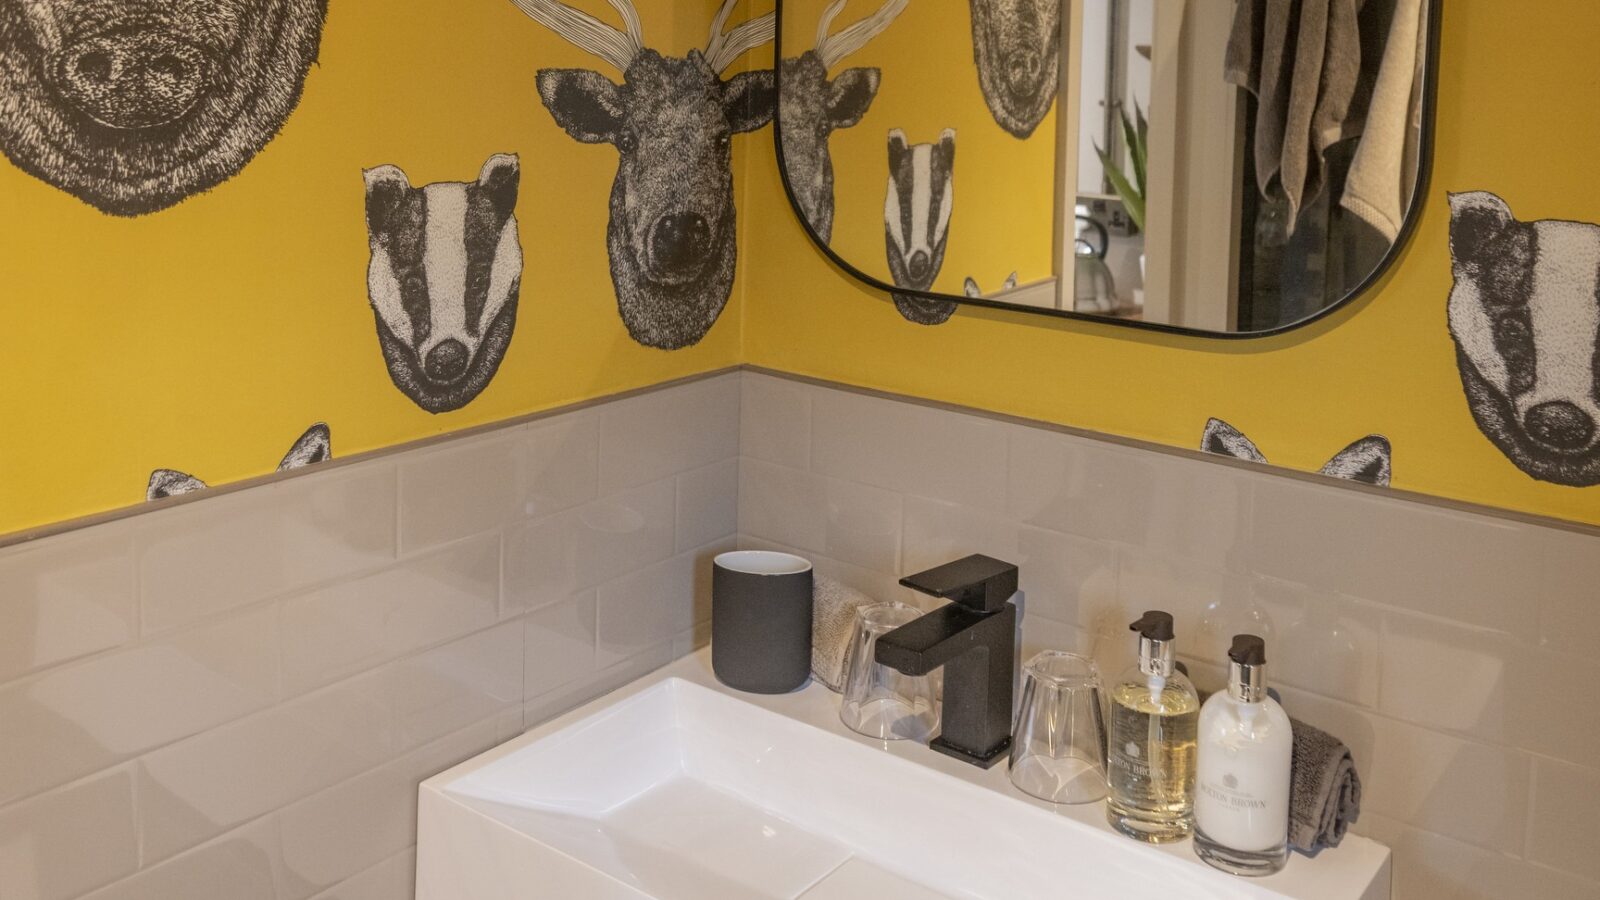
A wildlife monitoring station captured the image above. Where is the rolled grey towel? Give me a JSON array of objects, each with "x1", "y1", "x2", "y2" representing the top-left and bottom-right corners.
[
  {"x1": 811, "y1": 575, "x2": 879, "y2": 692},
  {"x1": 1288, "y1": 717, "x2": 1362, "y2": 854}
]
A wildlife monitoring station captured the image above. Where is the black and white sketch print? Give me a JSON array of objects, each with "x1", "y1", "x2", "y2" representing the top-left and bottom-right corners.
[
  {"x1": 1202, "y1": 418, "x2": 1393, "y2": 486},
  {"x1": 781, "y1": 0, "x2": 906, "y2": 243},
  {"x1": 885, "y1": 128, "x2": 957, "y2": 325},
  {"x1": 148, "y1": 423, "x2": 331, "y2": 500},
  {"x1": 0, "y1": 0, "x2": 327, "y2": 216},
  {"x1": 964, "y1": 272, "x2": 1018, "y2": 298},
  {"x1": 518, "y1": 0, "x2": 776, "y2": 351},
  {"x1": 969, "y1": 0, "x2": 1061, "y2": 139},
  {"x1": 1447, "y1": 191, "x2": 1600, "y2": 487},
  {"x1": 363, "y1": 154, "x2": 523, "y2": 414}
]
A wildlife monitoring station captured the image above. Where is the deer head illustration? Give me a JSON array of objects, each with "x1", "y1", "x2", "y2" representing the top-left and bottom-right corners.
[
  {"x1": 779, "y1": 0, "x2": 906, "y2": 243},
  {"x1": 515, "y1": 0, "x2": 776, "y2": 350}
]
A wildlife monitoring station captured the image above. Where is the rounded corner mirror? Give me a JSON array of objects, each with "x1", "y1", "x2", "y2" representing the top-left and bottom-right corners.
[{"x1": 772, "y1": 0, "x2": 1441, "y2": 336}]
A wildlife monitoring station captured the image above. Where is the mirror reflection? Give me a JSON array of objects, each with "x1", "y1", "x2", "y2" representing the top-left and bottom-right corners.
[{"x1": 775, "y1": 0, "x2": 1434, "y2": 334}]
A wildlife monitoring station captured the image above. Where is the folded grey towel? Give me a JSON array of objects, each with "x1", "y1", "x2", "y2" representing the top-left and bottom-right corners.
[
  {"x1": 811, "y1": 575, "x2": 879, "y2": 692},
  {"x1": 1288, "y1": 716, "x2": 1362, "y2": 854}
]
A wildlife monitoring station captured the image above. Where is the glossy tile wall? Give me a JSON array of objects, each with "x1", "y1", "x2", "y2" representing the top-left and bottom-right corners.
[
  {"x1": 737, "y1": 371, "x2": 1600, "y2": 900},
  {"x1": 0, "y1": 373, "x2": 738, "y2": 900},
  {"x1": 5, "y1": 368, "x2": 1596, "y2": 900}
]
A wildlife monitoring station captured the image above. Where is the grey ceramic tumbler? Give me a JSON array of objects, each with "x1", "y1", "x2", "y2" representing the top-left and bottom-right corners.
[{"x1": 711, "y1": 551, "x2": 814, "y2": 693}]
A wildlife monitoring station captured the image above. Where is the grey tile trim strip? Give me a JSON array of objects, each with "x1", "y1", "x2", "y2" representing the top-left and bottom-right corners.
[
  {"x1": 744, "y1": 365, "x2": 1600, "y2": 540},
  {"x1": 0, "y1": 367, "x2": 741, "y2": 550}
]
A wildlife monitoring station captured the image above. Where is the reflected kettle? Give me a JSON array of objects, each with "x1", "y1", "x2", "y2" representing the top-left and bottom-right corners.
[{"x1": 1074, "y1": 215, "x2": 1117, "y2": 313}]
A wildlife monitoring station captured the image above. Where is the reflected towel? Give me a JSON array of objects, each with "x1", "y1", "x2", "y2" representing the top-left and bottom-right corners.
[
  {"x1": 812, "y1": 576, "x2": 880, "y2": 692},
  {"x1": 1225, "y1": 0, "x2": 1375, "y2": 231},
  {"x1": 1341, "y1": 0, "x2": 1426, "y2": 240},
  {"x1": 1289, "y1": 716, "x2": 1363, "y2": 854}
]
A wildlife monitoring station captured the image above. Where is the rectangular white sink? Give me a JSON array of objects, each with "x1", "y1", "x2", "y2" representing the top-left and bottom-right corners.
[{"x1": 418, "y1": 650, "x2": 1389, "y2": 900}]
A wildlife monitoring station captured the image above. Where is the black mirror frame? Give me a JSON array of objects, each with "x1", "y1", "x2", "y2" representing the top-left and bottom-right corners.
[{"x1": 771, "y1": 0, "x2": 1443, "y2": 340}]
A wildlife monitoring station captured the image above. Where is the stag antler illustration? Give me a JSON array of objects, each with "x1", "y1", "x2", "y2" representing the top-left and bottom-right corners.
[
  {"x1": 815, "y1": 0, "x2": 907, "y2": 69},
  {"x1": 705, "y1": 0, "x2": 777, "y2": 73},
  {"x1": 509, "y1": 0, "x2": 645, "y2": 70}
]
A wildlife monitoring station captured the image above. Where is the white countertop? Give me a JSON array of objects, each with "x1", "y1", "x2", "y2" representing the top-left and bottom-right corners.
[{"x1": 648, "y1": 648, "x2": 1390, "y2": 900}]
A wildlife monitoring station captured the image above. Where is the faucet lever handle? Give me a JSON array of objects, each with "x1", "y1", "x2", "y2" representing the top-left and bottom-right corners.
[{"x1": 899, "y1": 554, "x2": 1019, "y2": 614}]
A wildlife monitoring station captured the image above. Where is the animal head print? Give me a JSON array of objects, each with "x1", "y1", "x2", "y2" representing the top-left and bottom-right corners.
[
  {"x1": 780, "y1": 0, "x2": 906, "y2": 242},
  {"x1": 0, "y1": 0, "x2": 327, "y2": 216},
  {"x1": 363, "y1": 154, "x2": 523, "y2": 414},
  {"x1": 885, "y1": 128, "x2": 957, "y2": 325},
  {"x1": 148, "y1": 423, "x2": 330, "y2": 500},
  {"x1": 1448, "y1": 191, "x2": 1600, "y2": 486},
  {"x1": 522, "y1": 0, "x2": 776, "y2": 350},
  {"x1": 964, "y1": 272, "x2": 1018, "y2": 298},
  {"x1": 1202, "y1": 418, "x2": 1393, "y2": 486},
  {"x1": 969, "y1": 0, "x2": 1061, "y2": 139}
]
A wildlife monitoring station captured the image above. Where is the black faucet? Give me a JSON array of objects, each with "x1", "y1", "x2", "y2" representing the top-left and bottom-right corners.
[{"x1": 874, "y1": 554, "x2": 1018, "y2": 768}]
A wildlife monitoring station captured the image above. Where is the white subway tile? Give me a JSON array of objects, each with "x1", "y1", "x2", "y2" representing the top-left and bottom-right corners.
[
  {"x1": 1528, "y1": 759, "x2": 1600, "y2": 882},
  {"x1": 811, "y1": 388, "x2": 1007, "y2": 510},
  {"x1": 1013, "y1": 527, "x2": 1118, "y2": 633},
  {"x1": 824, "y1": 478, "x2": 902, "y2": 574},
  {"x1": 741, "y1": 373, "x2": 812, "y2": 469},
  {"x1": 80, "y1": 818, "x2": 280, "y2": 900},
  {"x1": 1538, "y1": 526, "x2": 1600, "y2": 655},
  {"x1": 277, "y1": 720, "x2": 499, "y2": 897},
  {"x1": 139, "y1": 465, "x2": 396, "y2": 633},
  {"x1": 1110, "y1": 550, "x2": 1258, "y2": 661},
  {"x1": 0, "y1": 527, "x2": 134, "y2": 684},
  {"x1": 0, "y1": 604, "x2": 278, "y2": 804},
  {"x1": 503, "y1": 479, "x2": 676, "y2": 615},
  {"x1": 0, "y1": 766, "x2": 138, "y2": 900},
  {"x1": 1359, "y1": 813, "x2": 1600, "y2": 900},
  {"x1": 738, "y1": 459, "x2": 828, "y2": 553},
  {"x1": 1377, "y1": 612, "x2": 1514, "y2": 743},
  {"x1": 398, "y1": 415, "x2": 598, "y2": 552},
  {"x1": 1245, "y1": 479, "x2": 1542, "y2": 640},
  {"x1": 1006, "y1": 427, "x2": 1159, "y2": 546},
  {"x1": 1252, "y1": 577, "x2": 1380, "y2": 709},
  {"x1": 524, "y1": 592, "x2": 597, "y2": 698},
  {"x1": 1364, "y1": 717, "x2": 1530, "y2": 854},
  {"x1": 1511, "y1": 647, "x2": 1600, "y2": 768},
  {"x1": 138, "y1": 623, "x2": 520, "y2": 862},
  {"x1": 596, "y1": 545, "x2": 722, "y2": 668},
  {"x1": 900, "y1": 495, "x2": 1018, "y2": 581},
  {"x1": 281, "y1": 535, "x2": 500, "y2": 696},
  {"x1": 676, "y1": 458, "x2": 739, "y2": 553},
  {"x1": 307, "y1": 849, "x2": 415, "y2": 900},
  {"x1": 598, "y1": 374, "x2": 740, "y2": 494}
]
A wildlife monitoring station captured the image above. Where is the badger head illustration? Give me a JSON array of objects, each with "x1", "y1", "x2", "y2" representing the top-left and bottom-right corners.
[
  {"x1": 1202, "y1": 418, "x2": 1392, "y2": 486},
  {"x1": 885, "y1": 128, "x2": 957, "y2": 326},
  {"x1": 969, "y1": 0, "x2": 1061, "y2": 139},
  {"x1": 0, "y1": 0, "x2": 328, "y2": 216},
  {"x1": 1447, "y1": 191, "x2": 1600, "y2": 486},
  {"x1": 362, "y1": 154, "x2": 522, "y2": 414},
  {"x1": 148, "y1": 423, "x2": 331, "y2": 500}
]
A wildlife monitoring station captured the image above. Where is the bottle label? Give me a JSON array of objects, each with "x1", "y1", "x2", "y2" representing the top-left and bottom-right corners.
[{"x1": 1199, "y1": 775, "x2": 1270, "y2": 810}]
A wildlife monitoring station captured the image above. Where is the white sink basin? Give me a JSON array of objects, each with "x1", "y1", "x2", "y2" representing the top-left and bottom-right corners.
[{"x1": 417, "y1": 650, "x2": 1389, "y2": 900}]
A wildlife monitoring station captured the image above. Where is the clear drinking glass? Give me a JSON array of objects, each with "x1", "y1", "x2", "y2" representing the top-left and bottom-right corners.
[
  {"x1": 1009, "y1": 650, "x2": 1108, "y2": 804},
  {"x1": 839, "y1": 602, "x2": 940, "y2": 741}
]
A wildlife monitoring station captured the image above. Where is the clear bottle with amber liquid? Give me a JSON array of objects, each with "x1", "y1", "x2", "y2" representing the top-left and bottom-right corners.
[{"x1": 1106, "y1": 611, "x2": 1200, "y2": 843}]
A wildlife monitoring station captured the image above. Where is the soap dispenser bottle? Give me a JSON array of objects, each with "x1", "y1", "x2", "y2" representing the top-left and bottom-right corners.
[
  {"x1": 1194, "y1": 634, "x2": 1292, "y2": 876},
  {"x1": 1106, "y1": 611, "x2": 1200, "y2": 843}
]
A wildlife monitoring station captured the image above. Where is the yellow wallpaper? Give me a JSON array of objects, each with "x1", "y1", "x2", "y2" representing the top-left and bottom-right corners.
[
  {"x1": 745, "y1": 0, "x2": 1600, "y2": 527},
  {"x1": 0, "y1": 1, "x2": 754, "y2": 534},
  {"x1": 6, "y1": 0, "x2": 1599, "y2": 534},
  {"x1": 779, "y1": 0, "x2": 1058, "y2": 294}
]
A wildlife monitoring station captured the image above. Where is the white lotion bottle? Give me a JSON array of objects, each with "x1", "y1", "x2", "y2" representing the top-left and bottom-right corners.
[{"x1": 1194, "y1": 634, "x2": 1291, "y2": 876}]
